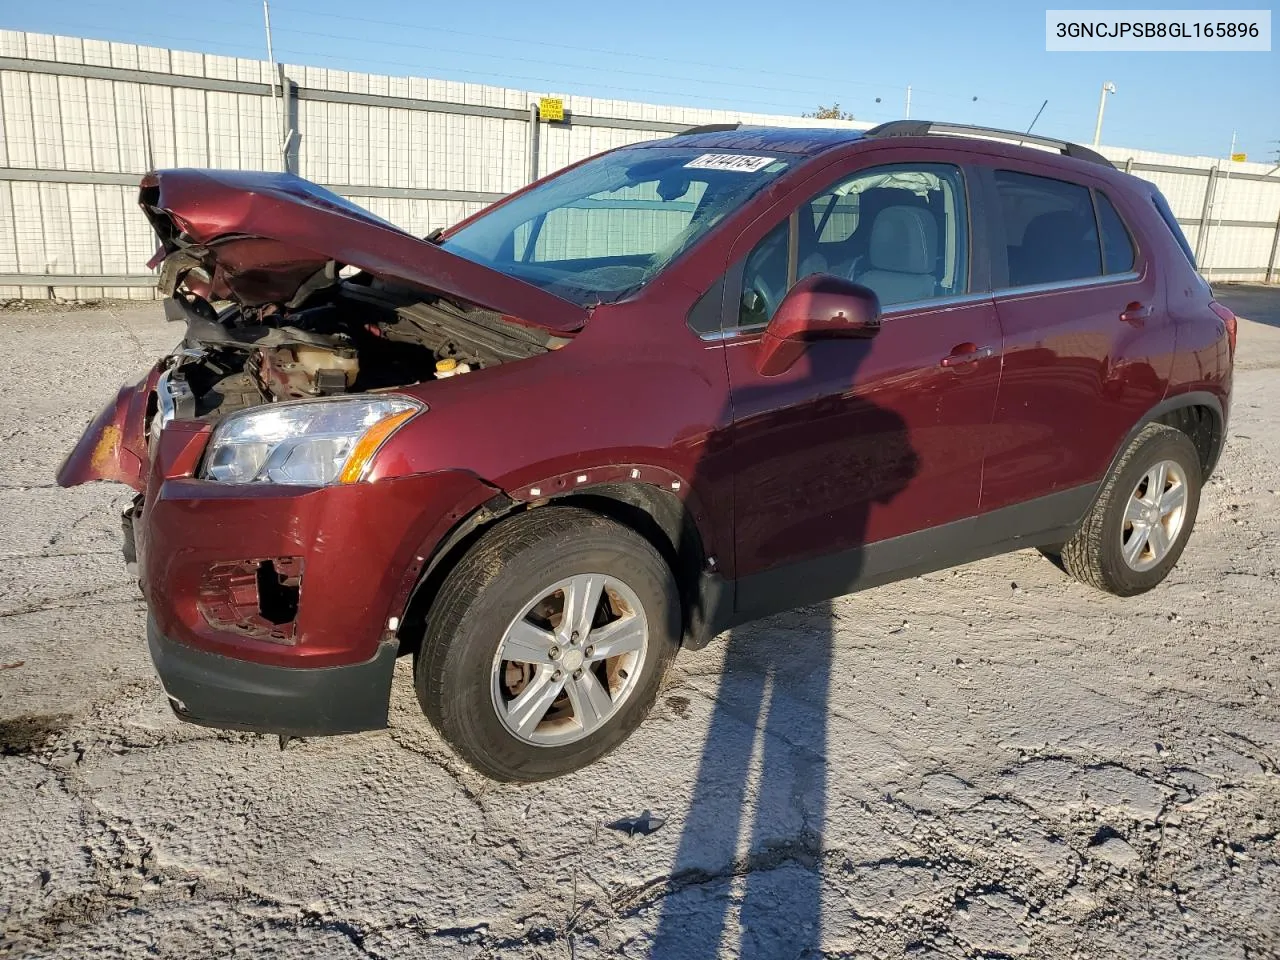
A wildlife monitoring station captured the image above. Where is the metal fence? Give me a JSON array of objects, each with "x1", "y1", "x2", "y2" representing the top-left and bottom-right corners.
[{"x1": 1, "y1": 28, "x2": 1278, "y2": 299}]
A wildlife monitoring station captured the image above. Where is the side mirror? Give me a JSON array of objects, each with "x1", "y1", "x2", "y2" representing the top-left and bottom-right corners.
[{"x1": 755, "y1": 274, "x2": 881, "y2": 376}]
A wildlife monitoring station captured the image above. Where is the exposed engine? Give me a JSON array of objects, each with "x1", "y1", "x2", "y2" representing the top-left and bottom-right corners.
[{"x1": 151, "y1": 274, "x2": 566, "y2": 435}]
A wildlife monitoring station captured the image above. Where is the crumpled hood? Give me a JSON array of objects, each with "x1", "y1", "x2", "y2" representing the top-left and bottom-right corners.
[{"x1": 139, "y1": 169, "x2": 588, "y2": 334}]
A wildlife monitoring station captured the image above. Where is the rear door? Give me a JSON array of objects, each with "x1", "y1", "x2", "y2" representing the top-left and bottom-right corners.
[{"x1": 974, "y1": 163, "x2": 1170, "y2": 514}]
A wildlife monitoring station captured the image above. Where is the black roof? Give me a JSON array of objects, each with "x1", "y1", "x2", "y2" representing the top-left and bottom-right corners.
[
  {"x1": 863, "y1": 120, "x2": 1113, "y2": 168},
  {"x1": 652, "y1": 125, "x2": 865, "y2": 156},
  {"x1": 650, "y1": 120, "x2": 1114, "y2": 169}
]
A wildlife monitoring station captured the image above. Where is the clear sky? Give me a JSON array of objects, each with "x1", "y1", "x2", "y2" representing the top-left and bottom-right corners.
[{"x1": 3, "y1": 0, "x2": 1276, "y2": 160}]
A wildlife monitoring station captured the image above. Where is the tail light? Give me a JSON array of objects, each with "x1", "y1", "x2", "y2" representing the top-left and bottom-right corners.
[{"x1": 1209, "y1": 301, "x2": 1237, "y2": 357}]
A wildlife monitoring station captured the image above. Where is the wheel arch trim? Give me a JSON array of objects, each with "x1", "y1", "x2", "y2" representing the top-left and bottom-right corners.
[
  {"x1": 1103, "y1": 390, "x2": 1226, "y2": 488},
  {"x1": 396, "y1": 469, "x2": 720, "y2": 654}
]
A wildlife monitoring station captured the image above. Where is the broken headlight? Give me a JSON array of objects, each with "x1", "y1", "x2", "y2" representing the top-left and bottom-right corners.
[{"x1": 201, "y1": 396, "x2": 422, "y2": 485}]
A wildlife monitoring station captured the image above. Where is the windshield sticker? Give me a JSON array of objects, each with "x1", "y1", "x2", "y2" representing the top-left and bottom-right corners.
[{"x1": 684, "y1": 153, "x2": 776, "y2": 173}]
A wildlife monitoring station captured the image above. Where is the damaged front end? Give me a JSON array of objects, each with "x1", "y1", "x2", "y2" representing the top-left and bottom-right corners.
[
  {"x1": 132, "y1": 278, "x2": 564, "y2": 459},
  {"x1": 56, "y1": 368, "x2": 159, "y2": 492},
  {"x1": 59, "y1": 168, "x2": 581, "y2": 494},
  {"x1": 53, "y1": 169, "x2": 576, "y2": 737}
]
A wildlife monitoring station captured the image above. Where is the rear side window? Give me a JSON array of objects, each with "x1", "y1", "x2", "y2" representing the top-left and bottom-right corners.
[
  {"x1": 1096, "y1": 192, "x2": 1136, "y2": 274},
  {"x1": 1152, "y1": 190, "x2": 1198, "y2": 268},
  {"x1": 994, "y1": 170, "x2": 1101, "y2": 286}
]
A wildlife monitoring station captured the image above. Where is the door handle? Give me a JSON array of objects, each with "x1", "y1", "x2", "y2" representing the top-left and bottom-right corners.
[
  {"x1": 940, "y1": 344, "x2": 995, "y2": 368},
  {"x1": 1120, "y1": 302, "x2": 1154, "y2": 324}
]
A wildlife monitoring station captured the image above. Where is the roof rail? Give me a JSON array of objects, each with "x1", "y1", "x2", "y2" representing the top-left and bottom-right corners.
[
  {"x1": 679, "y1": 122, "x2": 742, "y2": 136},
  {"x1": 863, "y1": 120, "x2": 1114, "y2": 168}
]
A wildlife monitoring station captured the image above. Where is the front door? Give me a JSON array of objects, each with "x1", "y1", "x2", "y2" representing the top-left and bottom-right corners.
[{"x1": 723, "y1": 161, "x2": 1003, "y2": 618}]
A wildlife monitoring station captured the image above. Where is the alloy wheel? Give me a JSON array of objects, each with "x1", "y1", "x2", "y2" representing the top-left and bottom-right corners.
[
  {"x1": 490, "y1": 574, "x2": 649, "y2": 746},
  {"x1": 1120, "y1": 459, "x2": 1189, "y2": 572}
]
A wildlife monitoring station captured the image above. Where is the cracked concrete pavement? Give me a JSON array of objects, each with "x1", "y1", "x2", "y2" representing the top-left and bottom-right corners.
[{"x1": 1, "y1": 293, "x2": 1278, "y2": 958}]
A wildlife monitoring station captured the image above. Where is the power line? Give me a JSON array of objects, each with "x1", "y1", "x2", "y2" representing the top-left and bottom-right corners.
[
  {"x1": 16, "y1": 16, "x2": 810, "y2": 110},
  {"x1": 270, "y1": 23, "x2": 899, "y2": 105},
  {"x1": 264, "y1": 0, "x2": 1055, "y2": 114},
  {"x1": 12, "y1": 10, "x2": 1128, "y2": 132},
  {"x1": 270, "y1": 46, "x2": 814, "y2": 112},
  {"x1": 12, "y1": 18, "x2": 266, "y2": 54},
  {"x1": 55, "y1": 0, "x2": 1032, "y2": 115},
  {"x1": 31, "y1": 0, "x2": 1108, "y2": 122},
  {"x1": 269, "y1": 2, "x2": 908, "y2": 92},
  {"x1": 51, "y1": 0, "x2": 890, "y2": 102}
]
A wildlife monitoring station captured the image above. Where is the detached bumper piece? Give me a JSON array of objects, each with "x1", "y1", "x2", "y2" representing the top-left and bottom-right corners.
[{"x1": 147, "y1": 615, "x2": 398, "y2": 737}]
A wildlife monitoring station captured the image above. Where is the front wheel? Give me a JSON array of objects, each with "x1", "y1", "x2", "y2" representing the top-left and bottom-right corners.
[
  {"x1": 415, "y1": 507, "x2": 680, "y2": 782},
  {"x1": 1059, "y1": 422, "x2": 1202, "y2": 596}
]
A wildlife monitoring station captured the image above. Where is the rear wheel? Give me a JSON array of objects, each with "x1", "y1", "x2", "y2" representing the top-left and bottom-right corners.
[
  {"x1": 415, "y1": 507, "x2": 679, "y2": 782},
  {"x1": 1058, "y1": 423, "x2": 1202, "y2": 596}
]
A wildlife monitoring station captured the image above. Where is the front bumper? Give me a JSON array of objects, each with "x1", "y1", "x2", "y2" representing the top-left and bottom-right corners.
[
  {"x1": 131, "y1": 424, "x2": 500, "y2": 735},
  {"x1": 148, "y1": 614, "x2": 398, "y2": 736},
  {"x1": 136, "y1": 421, "x2": 499, "y2": 668},
  {"x1": 63, "y1": 383, "x2": 503, "y2": 735}
]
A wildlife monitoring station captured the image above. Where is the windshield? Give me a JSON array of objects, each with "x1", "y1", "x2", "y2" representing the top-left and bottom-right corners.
[{"x1": 440, "y1": 147, "x2": 791, "y2": 306}]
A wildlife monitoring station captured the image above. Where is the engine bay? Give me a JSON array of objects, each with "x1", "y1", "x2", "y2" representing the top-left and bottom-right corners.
[{"x1": 153, "y1": 277, "x2": 567, "y2": 430}]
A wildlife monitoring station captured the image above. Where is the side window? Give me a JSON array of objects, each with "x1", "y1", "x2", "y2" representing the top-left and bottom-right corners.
[
  {"x1": 994, "y1": 170, "x2": 1101, "y2": 287},
  {"x1": 737, "y1": 163, "x2": 968, "y2": 328},
  {"x1": 686, "y1": 276, "x2": 724, "y2": 336},
  {"x1": 738, "y1": 219, "x2": 790, "y2": 328},
  {"x1": 1096, "y1": 191, "x2": 1136, "y2": 274}
]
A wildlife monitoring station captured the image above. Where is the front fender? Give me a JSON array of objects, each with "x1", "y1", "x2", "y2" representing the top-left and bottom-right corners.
[
  {"x1": 503, "y1": 462, "x2": 719, "y2": 559},
  {"x1": 56, "y1": 367, "x2": 159, "y2": 491}
]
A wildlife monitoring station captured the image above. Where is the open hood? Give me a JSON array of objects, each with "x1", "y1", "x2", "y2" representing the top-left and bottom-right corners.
[{"x1": 139, "y1": 169, "x2": 588, "y2": 334}]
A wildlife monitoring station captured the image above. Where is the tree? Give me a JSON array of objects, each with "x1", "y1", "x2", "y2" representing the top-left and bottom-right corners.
[{"x1": 803, "y1": 103, "x2": 856, "y2": 121}]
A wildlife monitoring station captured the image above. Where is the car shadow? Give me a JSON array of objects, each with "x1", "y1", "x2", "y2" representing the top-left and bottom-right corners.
[{"x1": 651, "y1": 328, "x2": 918, "y2": 957}]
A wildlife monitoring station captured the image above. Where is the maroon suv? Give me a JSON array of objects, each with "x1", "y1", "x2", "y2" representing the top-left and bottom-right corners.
[{"x1": 59, "y1": 121, "x2": 1235, "y2": 781}]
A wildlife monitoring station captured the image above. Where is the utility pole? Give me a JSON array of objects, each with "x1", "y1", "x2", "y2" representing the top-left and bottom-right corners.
[
  {"x1": 263, "y1": 0, "x2": 288, "y2": 169},
  {"x1": 904, "y1": 85, "x2": 912, "y2": 119},
  {"x1": 1092, "y1": 81, "x2": 1116, "y2": 147},
  {"x1": 262, "y1": 0, "x2": 277, "y2": 75},
  {"x1": 1206, "y1": 131, "x2": 1238, "y2": 274}
]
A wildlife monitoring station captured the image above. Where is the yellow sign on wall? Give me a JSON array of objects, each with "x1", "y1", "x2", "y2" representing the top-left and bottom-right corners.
[
  {"x1": 539, "y1": 97, "x2": 565, "y2": 122},
  {"x1": 1231, "y1": 152, "x2": 1247, "y2": 162}
]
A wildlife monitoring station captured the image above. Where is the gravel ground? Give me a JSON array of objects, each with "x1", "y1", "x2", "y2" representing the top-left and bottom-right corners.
[{"x1": 1, "y1": 292, "x2": 1278, "y2": 959}]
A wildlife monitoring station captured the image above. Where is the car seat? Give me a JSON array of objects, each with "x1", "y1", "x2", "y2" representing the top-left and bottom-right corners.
[
  {"x1": 1009, "y1": 210, "x2": 1099, "y2": 285},
  {"x1": 853, "y1": 205, "x2": 938, "y2": 305}
]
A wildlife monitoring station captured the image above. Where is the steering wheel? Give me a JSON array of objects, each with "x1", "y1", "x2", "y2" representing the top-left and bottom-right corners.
[
  {"x1": 750, "y1": 273, "x2": 780, "y2": 319},
  {"x1": 744, "y1": 227, "x2": 789, "y2": 320}
]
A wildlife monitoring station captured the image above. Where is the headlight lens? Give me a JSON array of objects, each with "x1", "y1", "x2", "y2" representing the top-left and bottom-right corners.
[{"x1": 202, "y1": 396, "x2": 421, "y2": 485}]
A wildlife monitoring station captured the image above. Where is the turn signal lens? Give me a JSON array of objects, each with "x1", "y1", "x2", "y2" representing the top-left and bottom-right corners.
[{"x1": 338, "y1": 408, "x2": 418, "y2": 483}]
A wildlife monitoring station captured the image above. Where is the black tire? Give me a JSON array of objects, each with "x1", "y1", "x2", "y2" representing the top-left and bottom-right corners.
[
  {"x1": 415, "y1": 506, "x2": 680, "y2": 782},
  {"x1": 1059, "y1": 422, "x2": 1202, "y2": 596}
]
